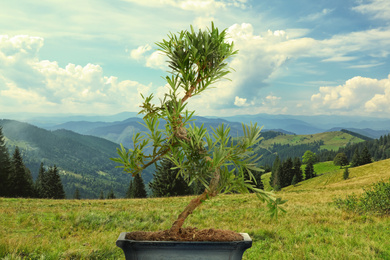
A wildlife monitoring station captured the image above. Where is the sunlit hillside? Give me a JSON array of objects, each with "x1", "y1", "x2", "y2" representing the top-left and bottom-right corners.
[
  {"x1": 259, "y1": 131, "x2": 365, "y2": 151},
  {"x1": 1, "y1": 159, "x2": 390, "y2": 259}
]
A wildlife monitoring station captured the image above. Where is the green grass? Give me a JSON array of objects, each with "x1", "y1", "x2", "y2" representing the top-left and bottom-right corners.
[
  {"x1": 261, "y1": 161, "x2": 342, "y2": 191},
  {"x1": 1, "y1": 159, "x2": 390, "y2": 259},
  {"x1": 259, "y1": 131, "x2": 364, "y2": 151}
]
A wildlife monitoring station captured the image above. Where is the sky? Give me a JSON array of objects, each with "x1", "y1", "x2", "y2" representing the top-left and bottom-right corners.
[{"x1": 1, "y1": 0, "x2": 390, "y2": 118}]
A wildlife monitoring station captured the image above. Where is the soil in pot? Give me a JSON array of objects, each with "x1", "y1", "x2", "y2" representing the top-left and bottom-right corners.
[{"x1": 125, "y1": 227, "x2": 244, "y2": 242}]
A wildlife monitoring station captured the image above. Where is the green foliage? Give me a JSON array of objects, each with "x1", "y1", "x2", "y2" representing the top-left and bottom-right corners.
[
  {"x1": 304, "y1": 161, "x2": 315, "y2": 180},
  {"x1": 333, "y1": 152, "x2": 349, "y2": 168},
  {"x1": 107, "y1": 188, "x2": 116, "y2": 199},
  {"x1": 0, "y1": 119, "x2": 130, "y2": 199},
  {"x1": 360, "y1": 146, "x2": 372, "y2": 165},
  {"x1": 270, "y1": 156, "x2": 303, "y2": 190},
  {"x1": 334, "y1": 179, "x2": 390, "y2": 215},
  {"x1": 302, "y1": 150, "x2": 317, "y2": 165},
  {"x1": 127, "y1": 175, "x2": 147, "y2": 198},
  {"x1": 34, "y1": 162, "x2": 46, "y2": 198},
  {"x1": 74, "y1": 188, "x2": 81, "y2": 199},
  {"x1": 343, "y1": 167, "x2": 349, "y2": 180},
  {"x1": 44, "y1": 165, "x2": 66, "y2": 199},
  {"x1": 0, "y1": 127, "x2": 12, "y2": 196},
  {"x1": 8, "y1": 147, "x2": 34, "y2": 197},
  {"x1": 318, "y1": 133, "x2": 390, "y2": 164},
  {"x1": 149, "y1": 158, "x2": 192, "y2": 197},
  {"x1": 269, "y1": 156, "x2": 280, "y2": 189},
  {"x1": 293, "y1": 157, "x2": 303, "y2": 183},
  {"x1": 340, "y1": 129, "x2": 373, "y2": 141},
  {"x1": 351, "y1": 148, "x2": 361, "y2": 167},
  {"x1": 243, "y1": 167, "x2": 264, "y2": 192},
  {"x1": 112, "y1": 23, "x2": 285, "y2": 228}
]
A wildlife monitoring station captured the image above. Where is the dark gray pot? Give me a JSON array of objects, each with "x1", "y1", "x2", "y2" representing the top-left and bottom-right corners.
[{"x1": 116, "y1": 232, "x2": 252, "y2": 260}]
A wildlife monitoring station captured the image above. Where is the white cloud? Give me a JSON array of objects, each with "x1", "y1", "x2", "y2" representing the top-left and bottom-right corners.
[
  {"x1": 353, "y1": 0, "x2": 390, "y2": 21},
  {"x1": 129, "y1": 45, "x2": 167, "y2": 70},
  {"x1": 145, "y1": 51, "x2": 167, "y2": 70},
  {"x1": 234, "y1": 96, "x2": 248, "y2": 106},
  {"x1": 311, "y1": 74, "x2": 390, "y2": 115},
  {"x1": 130, "y1": 44, "x2": 152, "y2": 60},
  {"x1": 322, "y1": 56, "x2": 357, "y2": 62},
  {"x1": 0, "y1": 35, "x2": 151, "y2": 114},
  {"x1": 136, "y1": 22, "x2": 390, "y2": 115},
  {"x1": 299, "y1": 8, "x2": 333, "y2": 22}
]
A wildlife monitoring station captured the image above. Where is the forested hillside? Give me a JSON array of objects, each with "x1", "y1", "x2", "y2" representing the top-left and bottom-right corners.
[
  {"x1": 2, "y1": 118, "x2": 388, "y2": 199},
  {"x1": 0, "y1": 119, "x2": 154, "y2": 199},
  {"x1": 255, "y1": 131, "x2": 365, "y2": 166}
]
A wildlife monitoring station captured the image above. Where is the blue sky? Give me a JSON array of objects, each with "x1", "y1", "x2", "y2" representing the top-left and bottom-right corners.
[{"x1": 1, "y1": 0, "x2": 389, "y2": 118}]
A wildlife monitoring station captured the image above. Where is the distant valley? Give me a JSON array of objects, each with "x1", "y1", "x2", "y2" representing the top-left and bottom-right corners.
[
  {"x1": 8, "y1": 111, "x2": 389, "y2": 139},
  {"x1": 1, "y1": 112, "x2": 390, "y2": 199}
]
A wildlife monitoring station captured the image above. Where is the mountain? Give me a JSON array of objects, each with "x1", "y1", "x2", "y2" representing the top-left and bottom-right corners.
[
  {"x1": 0, "y1": 119, "x2": 153, "y2": 199},
  {"x1": 4, "y1": 111, "x2": 390, "y2": 136},
  {"x1": 0, "y1": 111, "x2": 141, "y2": 128},
  {"x1": 47, "y1": 116, "x2": 297, "y2": 146},
  {"x1": 47, "y1": 116, "x2": 246, "y2": 145},
  {"x1": 220, "y1": 113, "x2": 390, "y2": 135},
  {"x1": 327, "y1": 127, "x2": 390, "y2": 139}
]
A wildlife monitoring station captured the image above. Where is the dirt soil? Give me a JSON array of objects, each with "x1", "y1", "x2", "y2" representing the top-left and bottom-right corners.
[{"x1": 125, "y1": 227, "x2": 244, "y2": 242}]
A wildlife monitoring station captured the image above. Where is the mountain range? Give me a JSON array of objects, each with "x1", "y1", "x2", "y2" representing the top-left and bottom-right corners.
[
  {"x1": 2, "y1": 112, "x2": 390, "y2": 199},
  {"x1": 0, "y1": 119, "x2": 155, "y2": 199},
  {"x1": 21, "y1": 112, "x2": 390, "y2": 141}
]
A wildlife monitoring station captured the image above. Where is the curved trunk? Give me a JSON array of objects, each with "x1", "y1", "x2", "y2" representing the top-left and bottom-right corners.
[{"x1": 170, "y1": 169, "x2": 220, "y2": 234}]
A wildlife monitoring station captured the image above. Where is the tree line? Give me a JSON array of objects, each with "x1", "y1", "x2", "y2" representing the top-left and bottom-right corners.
[
  {"x1": 0, "y1": 127, "x2": 65, "y2": 199},
  {"x1": 269, "y1": 156, "x2": 309, "y2": 191},
  {"x1": 124, "y1": 158, "x2": 265, "y2": 199},
  {"x1": 318, "y1": 133, "x2": 390, "y2": 163}
]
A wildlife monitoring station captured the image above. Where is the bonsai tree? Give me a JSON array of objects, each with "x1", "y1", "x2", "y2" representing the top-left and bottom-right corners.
[{"x1": 112, "y1": 23, "x2": 285, "y2": 235}]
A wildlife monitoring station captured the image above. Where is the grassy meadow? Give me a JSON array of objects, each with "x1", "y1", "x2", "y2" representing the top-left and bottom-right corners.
[
  {"x1": 259, "y1": 131, "x2": 364, "y2": 151},
  {"x1": 1, "y1": 159, "x2": 390, "y2": 259}
]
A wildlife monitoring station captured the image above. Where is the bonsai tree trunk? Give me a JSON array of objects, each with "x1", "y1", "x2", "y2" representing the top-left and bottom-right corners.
[{"x1": 170, "y1": 169, "x2": 220, "y2": 234}]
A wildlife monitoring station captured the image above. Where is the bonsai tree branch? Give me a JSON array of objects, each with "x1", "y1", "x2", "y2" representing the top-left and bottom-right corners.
[{"x1": 112, "y1": 22, "x2": 286, "y2": 235}]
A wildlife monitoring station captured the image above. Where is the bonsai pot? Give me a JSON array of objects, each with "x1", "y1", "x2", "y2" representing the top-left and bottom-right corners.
[{"x1": 116, "y1": 232, "x2": 252, "y2": 260}]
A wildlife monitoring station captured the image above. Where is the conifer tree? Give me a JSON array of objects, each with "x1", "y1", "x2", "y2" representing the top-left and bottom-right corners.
[
  {"x1": 304, "y1": 161, "x2": 315, "y2": 180},
  {"x1": 99, "y1": 190, "x2": 104, "y2": 199},
  {"x1": 107, "y1": 188, "x2": 116, "y2": 199},
  {"x1": 360, "y1": 146, "x2": 372, "y2": 165},
  {"x1": 351, "y1": 148, "x2": 361, "y2": 167},
  {"x1": 270, "y1": 156, "x2": 281, "y2": 188},
  {"x1": 291, "y1": 174, "x2": 297, "y2": 186},
  {"x1": 343, "y1": 167, "x2": 349, "y2": 180},
  {"x1": 45, "y1": 165, "x2": 65, "y2": 199},
  {"x1": 0, "y1": 127, "x2": 12, "y2": 197},
  {"x1": 126, "y1": 180, "x2": 134, "y2": 198},
  {"x1": 133, "y1": 174, "x2": 147, "y2": 198},
  {"x1": 8, "y1": 147, "x2": 34, "y2": 197},
  {"x1": 281, "y1": 157, "x2": 293, "y2": 188},
  {"x1": 292, "y1": 157, "x2": 303, "y2": 183},
  {"x1": 149, "y1": 158, "x2": 191, "y2": 197},
  {"x1": 35, "y1": 162, "x2": 47, "y2": 198},
  {"x1": 73, "y1": 188, "x2": 81, "y2": 199}
]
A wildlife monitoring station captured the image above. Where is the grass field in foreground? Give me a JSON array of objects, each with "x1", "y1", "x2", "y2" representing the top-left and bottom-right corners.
[{"x1": 1, "y1": 159, "x2": 390, "y2": 259}]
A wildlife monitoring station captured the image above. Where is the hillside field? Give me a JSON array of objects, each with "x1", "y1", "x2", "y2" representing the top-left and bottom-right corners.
[
  {"x1": 1, "y1": 159, "x2": 390, "y2": 259},
  {"x1": 259, "y1": 131, "x2": 365, "y2": 151}
]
